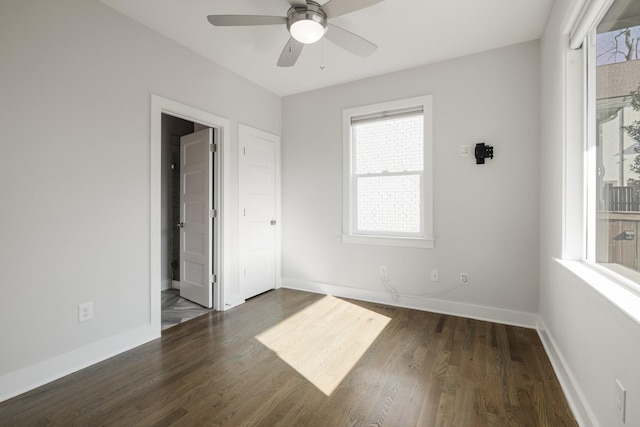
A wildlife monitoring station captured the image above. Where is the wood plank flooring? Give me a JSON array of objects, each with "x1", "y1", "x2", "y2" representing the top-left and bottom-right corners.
[{"x1": 0, "y1": 289, "x2": 577, "y2": 426}]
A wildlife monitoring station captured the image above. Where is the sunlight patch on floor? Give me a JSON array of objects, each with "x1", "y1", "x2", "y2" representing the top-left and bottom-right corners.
[{"x1": 255, "y1": 295, "x2": 391, "y2": 396}]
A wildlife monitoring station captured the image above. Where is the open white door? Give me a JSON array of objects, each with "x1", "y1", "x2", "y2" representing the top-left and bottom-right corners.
[
  {"x1": 179, "y1": 128, "x2": 213, "y2": 308},
  {"x1": 239, "y1": 129, "x2": 277, "y2": 300}
]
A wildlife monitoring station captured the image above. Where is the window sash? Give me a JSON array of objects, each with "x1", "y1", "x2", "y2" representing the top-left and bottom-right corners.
[
  {"x1": 583, "y1": 6, "x2": 640, "y2": 294},
  {"x1": 350, "y1": 110, "x2": 425, "y2": 238},
  {"x1": 350, "y1": 170, "x2": 425, "y2": 237}
]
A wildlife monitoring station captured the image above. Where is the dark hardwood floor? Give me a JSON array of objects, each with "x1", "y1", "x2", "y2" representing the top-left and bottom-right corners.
[{"x1": 0, "y1": 289, "x2": 577, "y2": 426}]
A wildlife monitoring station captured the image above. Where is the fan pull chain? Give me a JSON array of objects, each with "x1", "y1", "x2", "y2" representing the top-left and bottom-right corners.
[{"x1": 320, "y1": 38, "x2": 325, "y2": 70}]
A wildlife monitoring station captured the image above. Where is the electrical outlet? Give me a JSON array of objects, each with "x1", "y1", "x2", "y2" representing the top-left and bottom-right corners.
[
  {"x1": 379, "y1": 265, "x2": 387, "y2": 279},
  {"x1": 430, "y1": 269, "x2": 439, "y2": 281},
  {"x1": 460, "y1": 273, "x2": 469, "y2": 285},
  {"x1": 616, "y1": 379, "x2": 626, "y2": 423},
  {"x1": 79, "y1": 302, "x2": 93, "y2": 322},
  {"x1": 460, "y1": 145, "x2": 469, "y2": 156}
]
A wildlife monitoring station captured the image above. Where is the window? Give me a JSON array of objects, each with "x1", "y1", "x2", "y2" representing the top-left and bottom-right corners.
[
  {"x1": 585, "y1": 0, "x2": 640, "y2": 288},
  {"x1": 342, "y1": 95, "x2": 433, "y2": 248}
]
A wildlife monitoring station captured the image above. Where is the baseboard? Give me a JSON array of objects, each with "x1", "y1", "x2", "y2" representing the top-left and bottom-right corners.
[
  {"x1": 0, "y1": 325, "x2": 159, "y2": 404},
  {"x1": 161, "y1": 280, "x2": 172, "y2": 291},
  {"x1": 171, "y1": 280, "x2": 181, "y2": 290},
  {"x1": 536, "y1": 317, "x2": 599, "y2": 427},
  {"x1": 281, "y1": 277, "x2": 538, "y2": 328}
]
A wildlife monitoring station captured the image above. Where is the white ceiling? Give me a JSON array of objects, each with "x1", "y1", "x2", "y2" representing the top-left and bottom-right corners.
[{"x1": 97, "y1": 0, "x2": 554, "y2": 96}]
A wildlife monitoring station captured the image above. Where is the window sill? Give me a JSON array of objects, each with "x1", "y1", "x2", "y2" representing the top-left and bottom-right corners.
[
  {"x1": 555, "y1": 259, "x2": 640, "y2": 326},
  {"x1": 342, "y1": 234, "x2": 434, "y2": 248}
]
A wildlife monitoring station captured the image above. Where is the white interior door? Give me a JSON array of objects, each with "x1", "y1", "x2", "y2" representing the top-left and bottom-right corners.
[
  {"x1": 239, "y1": 130, "x2": 276, "y2": 300},
  {"x1": 179, "y1": 128, "x2": 213, "y2": 308}
]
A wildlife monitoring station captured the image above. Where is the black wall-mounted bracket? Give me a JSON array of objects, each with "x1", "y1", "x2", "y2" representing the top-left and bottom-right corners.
[{"x1": 475, "y1": 142, "x2": 494, "y2": 165}]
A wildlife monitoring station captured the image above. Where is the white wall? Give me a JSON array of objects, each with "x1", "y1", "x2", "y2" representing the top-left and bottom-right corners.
[
  {"x1": 0, "y1": 0, "x2": 280, "y2": 401},
  {"x1": 539, "y1": 0, "x2": 640, "y2": 426},
  {"x1": 281, "y1": 41, "x2": 541, "y2": 325}
]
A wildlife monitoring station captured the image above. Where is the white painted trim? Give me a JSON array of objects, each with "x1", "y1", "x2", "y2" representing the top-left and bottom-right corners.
[
  {"x1": 584, "y1": 31, "x2": 598, "y2": 264},
  {"x1": 161, "y1": 280, "x2": 172, "y2": 291},
  {"x1": 151, "y1": 95, "x2": 231, "y2": 321},
  {"x1": 341, "y1": 234, "x2": 435, "y2": 248},
  {"x1": 562, "y1": 41, "x2": 586, "y2": 261},
  {"x1": 275, "y1": 131, "x2": 282, "y2": 288},
  {"x1": 0, "y1": 325, "x2": 157, "y2": 403},
  {"x1": 556, "y1": 259, "x2": 640, "y2": 325},
  {"x1": 537, "y1": 317, "x2": 599, "y2": 427},
  {"x1": 238, "y1": 124, "x2": 282, "y2": 290},
  {"x1": 568, "y1": 0, "x2": 613, "y2": 49},
  {"x1": 281, "y1": 277, "x2": 538, "y2": 328}
]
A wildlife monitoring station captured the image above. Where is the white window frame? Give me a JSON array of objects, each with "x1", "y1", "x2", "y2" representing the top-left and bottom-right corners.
[
  {"x1": 561, "y1": 0, "x2": 640, "y2": 315},
  {"x1": 584, "y1": 25, "x2": 640, "y2": 295},
  {"x1": 342, "y1": 95, "x2": 434, "y2": 248}
]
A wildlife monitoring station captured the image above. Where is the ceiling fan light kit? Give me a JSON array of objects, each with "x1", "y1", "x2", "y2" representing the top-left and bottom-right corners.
[
  {"x1": 288, "y1": 2, "x2": 328, "y2": 44},
  {"x1": 207, "y1": 0, "x2": 385, "y2": 67}
]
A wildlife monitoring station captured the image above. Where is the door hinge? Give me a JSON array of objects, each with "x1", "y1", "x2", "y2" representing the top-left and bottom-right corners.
[
  {"x1": 243, "y1": 146, "x2": 246, "y2": 156},
  {"x1": 210, "y1": 209, "x2": 217, "y2": 218},
  {"x1": 210, "y1": 143, "x2": 217, "y2": 153},
  {"x1": 210, "y1": 274, "x2": 216, "y2": 284}
]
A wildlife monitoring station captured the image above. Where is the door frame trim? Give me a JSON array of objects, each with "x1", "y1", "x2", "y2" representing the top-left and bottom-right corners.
[{"x1": 151, "y1": 95, "x2": 230, "y2": 333}]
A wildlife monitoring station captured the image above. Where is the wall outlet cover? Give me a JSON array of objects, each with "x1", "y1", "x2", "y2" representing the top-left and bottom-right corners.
[{"x1": 79, "y1": 302, "x2": 93, "y2": 322}]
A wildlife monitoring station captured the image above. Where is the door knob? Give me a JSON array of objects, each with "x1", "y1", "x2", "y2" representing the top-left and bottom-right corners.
[
  {"x1": 270, "y1": 219, "x2": 276, "y2": 226},
  {"x1": 177, "y1": 222, "x2": 184, "y2": 228}
]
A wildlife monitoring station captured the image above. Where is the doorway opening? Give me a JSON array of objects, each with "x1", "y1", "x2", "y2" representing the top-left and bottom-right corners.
[
  {"x1": 151, "y1": 94, "x2": 230, "y2": 335},
  {"x1": 160, "y1": 114, "x2": 214, "y2": 330}
]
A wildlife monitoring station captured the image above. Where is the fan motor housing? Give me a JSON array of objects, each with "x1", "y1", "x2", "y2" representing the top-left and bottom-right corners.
[{"x1": 286, "y1": 1, "x2": 328, "y2": 34}]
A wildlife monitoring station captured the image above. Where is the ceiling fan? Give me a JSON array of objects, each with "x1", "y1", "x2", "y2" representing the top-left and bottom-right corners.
[{"x1": 207, "y1": 0, "x2": 386, "y2": 67}]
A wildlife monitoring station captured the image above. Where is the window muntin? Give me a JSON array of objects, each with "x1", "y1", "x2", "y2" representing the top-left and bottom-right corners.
[
  {"x1": 343, "y1": 96, "x2": 433, "y2": 247},
  {"x1": 587, "y1": 0, "x2": 640, "y2": 286}
]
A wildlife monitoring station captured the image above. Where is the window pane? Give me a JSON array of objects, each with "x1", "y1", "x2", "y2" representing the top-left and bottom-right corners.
[
  {"x1": 354, "y1": 115, "x2": 423, "y2": 174},
  {"x1": 593, "y1": 1, "x2": 640, "y2": 274},
  {"x1": 356, "y1": 175, "x2": 421, "y2": 233}
]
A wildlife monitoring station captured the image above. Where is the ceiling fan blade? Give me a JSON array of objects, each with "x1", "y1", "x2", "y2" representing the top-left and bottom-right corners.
[
  {"x1": 287, "y1": 0, "x2": 308, "y2": 7},
  {"x1": 277, "y1": 37, "x2": 304, "y2": 67},
  {"x1": 207, "y1": 15, "x2": 286, "y2": 26},
  {"x1": 325, "y1": 24, "x2": 377, "y2": 57},
  {"x1": 321, "y1": 0, "x2": 386, "y2": 18}
]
